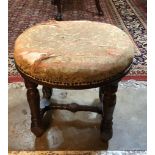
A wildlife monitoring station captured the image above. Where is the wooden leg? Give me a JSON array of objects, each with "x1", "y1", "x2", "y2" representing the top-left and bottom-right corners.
[
  {"x1": 24, "y1": 79, "x2": 44, "y2": 137},
  {"x1": 95, "y1": 0, "x2": 104, "y2": 16},
  {"x1": 42, "y1": 86, "x2": 53, "y2": 100},
  {"x1": 51, "y1": 0, "x2": 57, "y2": 5},
  {"x1": 100, "y1": 82, "x2": 118, "y2": 141},
  {"x1": 40, "y1": 86, "x2": 53, "y2": 116},
  {"x1": 55, "y1": 0, "x2": 63, "y2": 21},
  {"x1": 99, "y1": 87, "x2": 103, "y2": 102}
]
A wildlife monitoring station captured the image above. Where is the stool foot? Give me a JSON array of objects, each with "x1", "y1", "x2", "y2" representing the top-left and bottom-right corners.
[
  {"x1": 95, "y1": 0, "x2": 104, "y2": 16},
  {"x1": 24, "y1": 79, "x2": 44, "y2": 137},
  {"x1": 55, "y1": 14, "x2": 63, "y2": 21},
  {"x1": 98, "y1": 11, "x2": 104, "y2": 16},
  {"x1": 99, "y1": 82, "x2": 118, "y2": 141},
  {"x1": 100, "y1": 119, "x2": 113, "y2": 141},
  {"x1": 54, "y1": 0, "x2": 63, "y2": 21},
  {"x1": 31, "y1": 125, "x2": 45, "y2": 137}
]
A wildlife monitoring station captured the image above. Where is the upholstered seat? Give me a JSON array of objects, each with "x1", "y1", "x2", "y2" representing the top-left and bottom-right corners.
[{"x1": 14, "y1": 20, "x2": 134, "y2": 86}]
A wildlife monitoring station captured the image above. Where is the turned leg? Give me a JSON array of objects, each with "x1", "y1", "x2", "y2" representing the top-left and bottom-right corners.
[
  {"x1": 40, "y1": 86, "x2": 53, "y2": 108},
  {"x1": 51, "y1": 0, "x2": 57, "y2": 5},
  {"x1": 99, "y1": 87, "x2": 103, "y2": 102},
  {"x1": 40, "y1": 86, "x2": 53, "y2": 117},
  {"x1": 95, "y1": 0, "x2": 104, "y2": 16},
  {"x1": 42, "y1": 86, "x2": 53, "y2": 100},
  {"x1": 100, "y1": 82, "x2": 118, "y2": 141},
  {"x1": 24, "y1": 79, "x2": 44, "y2": 137},
  {"x1": 55, "y1": 0, "x2": 63, "y2": 21}
]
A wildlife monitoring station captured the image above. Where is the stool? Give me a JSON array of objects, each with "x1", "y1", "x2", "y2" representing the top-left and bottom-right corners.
[
  {"x1": 14, "y1": 20, "x2": 134, "y2": 141},
  {"x1": 52, "y1": 0, "x2": 103, "y2": 20}
]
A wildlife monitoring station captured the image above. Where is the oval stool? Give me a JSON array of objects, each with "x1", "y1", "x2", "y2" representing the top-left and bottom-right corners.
[{"x1": 14, "y1": 20, "x2": 134, "y2": 141}]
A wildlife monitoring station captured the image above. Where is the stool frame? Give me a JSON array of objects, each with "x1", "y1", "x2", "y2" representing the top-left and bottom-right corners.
[{"x1": 15, "y1": 63, "x2": 132, "y2": 141}]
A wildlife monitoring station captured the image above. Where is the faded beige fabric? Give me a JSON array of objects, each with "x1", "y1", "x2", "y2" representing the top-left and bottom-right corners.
[{"x1": 14, "y1": 20, "x2": 134, "y2": 85}]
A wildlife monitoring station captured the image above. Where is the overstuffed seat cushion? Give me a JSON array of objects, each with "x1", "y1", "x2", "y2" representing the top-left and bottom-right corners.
[{"x1": 14, "y1": 20, "x2": 134, "y2": 86}]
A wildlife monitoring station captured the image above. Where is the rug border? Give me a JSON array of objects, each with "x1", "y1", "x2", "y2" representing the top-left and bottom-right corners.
[{"x1": 8, "y1": 75, "x2": 147, "y2": 83}]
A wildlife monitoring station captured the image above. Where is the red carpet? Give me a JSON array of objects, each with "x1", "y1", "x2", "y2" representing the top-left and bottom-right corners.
[{"x1": 8, "y1": 0, "x2": 147, "y2": 83}]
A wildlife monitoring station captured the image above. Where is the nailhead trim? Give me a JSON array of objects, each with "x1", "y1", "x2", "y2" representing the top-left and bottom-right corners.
[{"x1": 17, "y1": 65, "x2": 131, "y2": 87}]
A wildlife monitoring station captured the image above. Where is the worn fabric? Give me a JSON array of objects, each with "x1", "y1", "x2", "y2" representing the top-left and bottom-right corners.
[{"x1": 14, "y1": 21, "x2": 134, "y2": 85}]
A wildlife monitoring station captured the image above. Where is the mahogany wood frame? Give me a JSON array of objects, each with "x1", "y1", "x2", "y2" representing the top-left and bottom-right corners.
[
  {"x1": 16, "y1": 64, "x2": 132, "y2": 141},
  {"x1": 51, "y1": 0, "x2": 104, "y2": 20}
]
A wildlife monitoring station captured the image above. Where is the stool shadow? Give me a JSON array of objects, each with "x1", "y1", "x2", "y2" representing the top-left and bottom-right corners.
[{"x1": 35, "y1": 99, "x2": 108, "y2": 150}]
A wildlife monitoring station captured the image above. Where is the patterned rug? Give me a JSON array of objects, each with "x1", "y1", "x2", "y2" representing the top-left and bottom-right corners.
[{"x1": 8, "y1": 0, "x2": 147, "y2": 82}]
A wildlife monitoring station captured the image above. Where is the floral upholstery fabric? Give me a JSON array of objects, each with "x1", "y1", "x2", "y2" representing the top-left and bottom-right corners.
[{"x1": 14, "y1": 20, "x2": 134, "y2": 85}]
